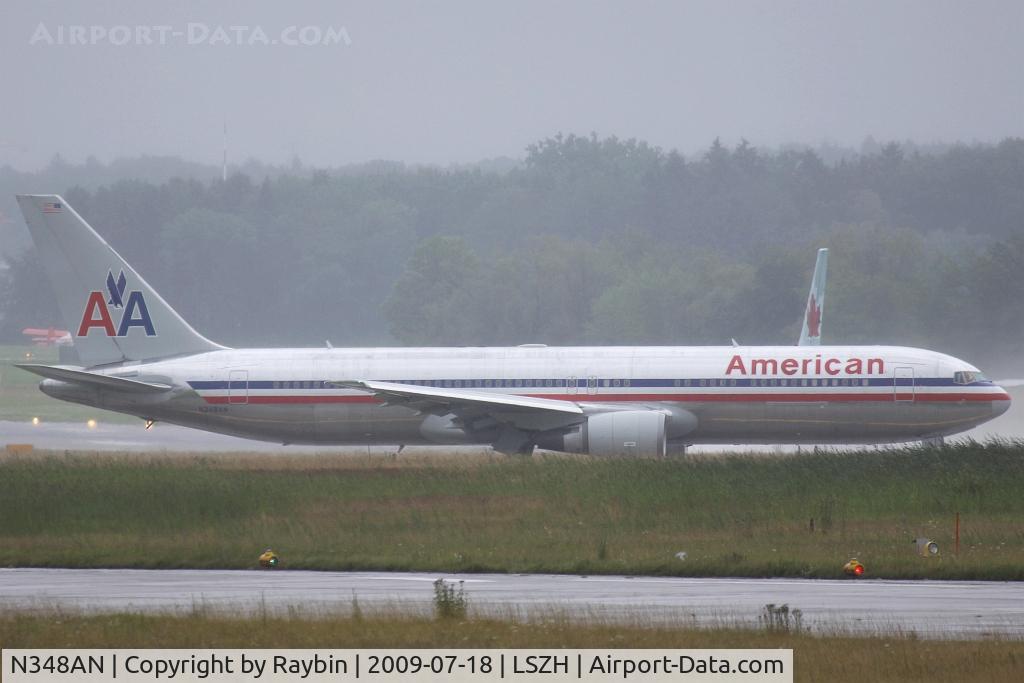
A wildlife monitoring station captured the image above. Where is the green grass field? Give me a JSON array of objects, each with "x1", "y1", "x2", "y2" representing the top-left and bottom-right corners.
[
  {"x1": 1, "y1": 612, "x2": 1021, "y2": 683},
  {"x1": 1, "y1": 441, "x2": 1022, "y2": 579}
]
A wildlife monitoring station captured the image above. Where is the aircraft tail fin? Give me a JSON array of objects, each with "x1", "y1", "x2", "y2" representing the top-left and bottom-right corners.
[
  {"x1": 797, "y1": 248, "x2": 828, "y2": 346},
  {"x1": 16, "y1": 194, "x2": 223, "y2": 367}
]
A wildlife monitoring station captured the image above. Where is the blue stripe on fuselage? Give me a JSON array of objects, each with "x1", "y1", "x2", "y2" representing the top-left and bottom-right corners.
[{"x1": 186, "y1": 377, "x2": 993, "y2": 391}]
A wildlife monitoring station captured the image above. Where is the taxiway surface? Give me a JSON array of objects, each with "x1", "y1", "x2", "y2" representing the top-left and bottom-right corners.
[
  {"x1": 1, "y1": 568, "x2": 1021, "y2": 638},
  {"x1": 3, "y1": 409, "x2": 1022, "y2": 454}
]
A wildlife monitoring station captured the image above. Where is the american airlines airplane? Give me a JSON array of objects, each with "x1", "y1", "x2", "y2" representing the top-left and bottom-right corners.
[{"x1": 14, "y1": 195, "x2": 1010, "y2": 456}]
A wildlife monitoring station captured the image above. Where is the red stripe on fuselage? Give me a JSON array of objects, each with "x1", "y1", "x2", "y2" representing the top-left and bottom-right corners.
[
  {"x1": 199, "y1": 391, "x2": 1011, "y2": 405},
  {"x1": 204, "y1": 395, "x2": 374, "y2": 405}
]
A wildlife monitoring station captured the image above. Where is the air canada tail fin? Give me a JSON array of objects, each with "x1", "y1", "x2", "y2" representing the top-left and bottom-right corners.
[
  {"x1": 16, "y1": 194, "x2": 223, "y2": 367},
  {"x1": 797, "y1": 248, "x2": 828, "y2": 346}
]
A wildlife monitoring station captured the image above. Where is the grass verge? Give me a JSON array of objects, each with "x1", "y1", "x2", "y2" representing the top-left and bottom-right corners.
[
  {"x1": 1, "y1": 612, "x2": 1022, "y2": 683},
  {"x1": 1, "y1": 441, "x2": 1023, "y2": 579}
]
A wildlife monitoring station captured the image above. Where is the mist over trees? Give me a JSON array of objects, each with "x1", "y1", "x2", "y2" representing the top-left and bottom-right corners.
[{"x1": 1, "y1": 134, "x2": 1022, "y2": 370}]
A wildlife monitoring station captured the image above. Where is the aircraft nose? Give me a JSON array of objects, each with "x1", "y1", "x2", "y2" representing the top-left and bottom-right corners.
[{"x1": 992, "y1": 391, "x2": 1012, "y2": 417}]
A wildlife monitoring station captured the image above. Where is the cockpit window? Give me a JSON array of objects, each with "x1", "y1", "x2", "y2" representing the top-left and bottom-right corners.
[{"x1": 954, "y1": 371, "x2": 988, "y2": 385}]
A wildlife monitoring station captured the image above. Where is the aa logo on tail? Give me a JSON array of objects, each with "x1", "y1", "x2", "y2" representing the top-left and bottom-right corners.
[{"x1": 77, "y1": 270, "x2": 156, "y2": 337}]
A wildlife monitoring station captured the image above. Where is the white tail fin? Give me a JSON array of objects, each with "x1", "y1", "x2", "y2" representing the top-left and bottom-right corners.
[
  {"x1": 797, "y1": 248, "x2": 828, "y2": 346},
  {"x1": 16, "y1": 194, "x2": 223, "y2": 367}
]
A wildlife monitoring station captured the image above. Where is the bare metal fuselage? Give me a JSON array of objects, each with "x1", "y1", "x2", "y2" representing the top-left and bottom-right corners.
[
  {"x1": 18, "y1": 194, "x2": 1009, "y2": 453},
  {"x1": 41, "y1": 345, "x2": 1011, "y2": 448}
]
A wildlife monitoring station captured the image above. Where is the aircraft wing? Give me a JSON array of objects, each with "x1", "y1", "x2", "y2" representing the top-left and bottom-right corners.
[{"x1": 331, "y1": 379, "x2": 586, "y2": 437}]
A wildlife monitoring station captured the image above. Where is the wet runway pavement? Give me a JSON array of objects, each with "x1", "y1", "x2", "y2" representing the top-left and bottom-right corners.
[
  {"x1": 2, "y1": 568, "x2": 1021, "y2": 638},
  {"x1": 3, "y1": 412, "x2": 1021, "y2": 455},
  {"x1": 0, "y1": 419, "x2": 323, "y2": 452}
]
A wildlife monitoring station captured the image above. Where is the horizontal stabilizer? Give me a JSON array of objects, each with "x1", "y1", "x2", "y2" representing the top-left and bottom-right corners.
[{"x1": 15, "y1": 364, "x2": 172, "y2": 393}]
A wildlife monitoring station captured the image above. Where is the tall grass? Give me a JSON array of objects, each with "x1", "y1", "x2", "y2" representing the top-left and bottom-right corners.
[
  {"x1": 1, "y1": 441, "x2": 1023, "y2": 578},
  {"x1": 1, "y1": 612, "x2": 1022, "y2": 683}
]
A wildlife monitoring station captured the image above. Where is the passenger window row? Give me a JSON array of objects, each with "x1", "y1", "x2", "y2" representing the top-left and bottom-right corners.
[{"x1": 267, "y1": 378, "x2": 874, "y2": 390}]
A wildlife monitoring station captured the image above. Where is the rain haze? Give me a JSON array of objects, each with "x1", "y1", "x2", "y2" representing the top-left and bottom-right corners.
[
  {"x1": 0, "y1": 0, "x2": 1022, "y2": 169},
  {"x1": 6, "y1": 3, "x2": 1024, "y2": 658},
  {"x1": 1, "y1": 0, "x2": 1023, "y2": 440}
]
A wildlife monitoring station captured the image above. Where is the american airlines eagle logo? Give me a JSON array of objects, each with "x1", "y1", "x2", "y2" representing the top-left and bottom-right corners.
[
  {"x1": 805, "y1": 294, "x2": 821, "y2": 338},
  {"x1": 77, "y1": 270, "x2": 156, "y2": 337},
  {"x1": 106, "y1": 270, "x2": 127, "y2": 307}
]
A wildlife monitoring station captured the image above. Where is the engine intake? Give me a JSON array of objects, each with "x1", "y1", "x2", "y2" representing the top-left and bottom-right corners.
[{"x1": 538, "y1": 410, "x2": 667, "y2": 457}]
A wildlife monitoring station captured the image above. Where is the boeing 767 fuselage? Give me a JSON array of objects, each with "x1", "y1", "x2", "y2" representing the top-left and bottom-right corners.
[{"x1": 15, "y1": 195, "x2": 1010, "y2": 455}]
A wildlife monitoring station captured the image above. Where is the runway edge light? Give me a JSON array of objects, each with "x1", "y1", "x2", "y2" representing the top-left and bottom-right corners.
[
  {"x1": 843, "y1": 558, "x2": 865, "y2": 577},
  {"x1": 915, "y1": 538, "x2": 940, "y2": 557},
  {"x1": 258, "y1": 548, "x2": 279, "y2": 568}
]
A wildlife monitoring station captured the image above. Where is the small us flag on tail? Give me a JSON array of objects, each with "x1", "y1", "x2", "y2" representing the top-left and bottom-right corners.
[{"x1": 42, "y1": 201, "x2": 62, "y2": 214}]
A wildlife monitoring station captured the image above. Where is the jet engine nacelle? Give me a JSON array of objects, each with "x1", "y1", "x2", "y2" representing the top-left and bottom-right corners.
[
  {"x1": 539, "y1": 410, "x2": 668, "y2": 457},
  {"x1": 420, "y1": 413, "x2": 471, "y2": 444}
]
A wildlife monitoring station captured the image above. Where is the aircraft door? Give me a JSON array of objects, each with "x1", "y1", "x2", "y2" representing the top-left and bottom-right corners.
[
  {"x1": 228, "y1": 369, "x2": 249, "y2": 405},
  {"x1": 567, "y1": 376, "x2": 578, "y2": 395},
  {"x1": 587, "y1": 376, "x2": 598, "y2": 395},
  {"x1": 893, "y1": 367, "x2": 915, "y2": 402}
]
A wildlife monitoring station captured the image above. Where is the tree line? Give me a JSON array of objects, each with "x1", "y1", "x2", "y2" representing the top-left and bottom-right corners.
[{"x1": 1, "y1": 134, "x2": 1022, "y2": 370}]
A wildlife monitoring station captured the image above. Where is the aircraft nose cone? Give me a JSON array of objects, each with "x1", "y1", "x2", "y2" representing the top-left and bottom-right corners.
[{"x1": 992, "y1": 395, "x2": 1011, "y2": 418}]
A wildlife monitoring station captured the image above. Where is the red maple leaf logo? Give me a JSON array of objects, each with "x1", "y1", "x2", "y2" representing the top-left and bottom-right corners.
[{"x1": 806, "y1": 294, "x2": 821, "y2": 338}]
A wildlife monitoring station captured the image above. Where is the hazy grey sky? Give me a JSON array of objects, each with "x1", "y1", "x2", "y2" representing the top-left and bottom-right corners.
[{"x1": 2, "y1": 0, "x2": 1022, "y2": 170}]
